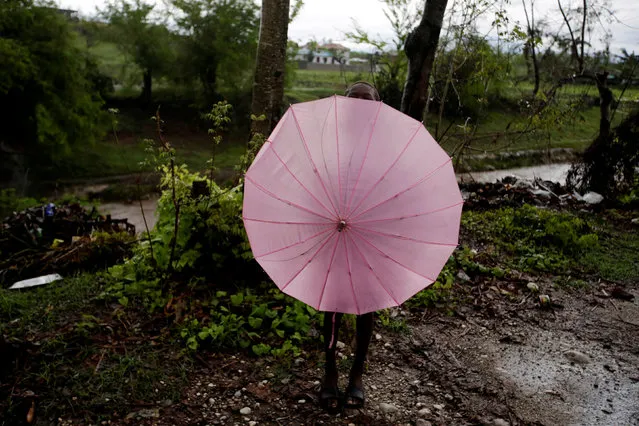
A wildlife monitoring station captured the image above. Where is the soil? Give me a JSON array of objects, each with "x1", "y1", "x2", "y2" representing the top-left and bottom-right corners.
[{"x1": 103, "y1": 280, "x2": 638, "y2": 426}]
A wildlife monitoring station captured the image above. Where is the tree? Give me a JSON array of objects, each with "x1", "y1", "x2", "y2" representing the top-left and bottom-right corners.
[
  {"x1": 521, "y1": 0, "x2": 541, "y2": 96},
  {"x1": 171, "y1": 0, "x2": 259, "y2": 103},
  {"x1": 0, "y1": 0, "x2": 106, "y2": 182},
  {"x1": 400, "y1": 0, "x2": 449, "y2": 121},
  {"x1": 251, "y1": 0, "x2": 291, "y2": 136},
  {"x1": 101, "y1": 0, "x2": 174, "y2": 104}
]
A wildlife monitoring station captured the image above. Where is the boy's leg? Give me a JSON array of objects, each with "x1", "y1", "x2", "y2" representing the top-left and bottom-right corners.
[
  {"x1": 322, "y1": 311, "x2": 343, "y2": 388},
  {"x1": 349, "y1": 312, "x2": 374, "y2": 388}
]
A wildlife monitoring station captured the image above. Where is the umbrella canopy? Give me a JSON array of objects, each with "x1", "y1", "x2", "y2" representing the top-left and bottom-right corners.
[{"x1": 243, "y1": 95, "x2": 463, "y2": 314}]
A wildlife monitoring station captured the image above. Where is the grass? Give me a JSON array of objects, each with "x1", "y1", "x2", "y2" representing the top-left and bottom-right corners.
[{"x1": 0, "y1": 274, "x2": 191, "y2": 424}]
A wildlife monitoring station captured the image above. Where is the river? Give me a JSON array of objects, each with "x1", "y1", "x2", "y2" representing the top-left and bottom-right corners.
[{"x1": 98, "y1": 163, "x2": 573, "y2": 233}]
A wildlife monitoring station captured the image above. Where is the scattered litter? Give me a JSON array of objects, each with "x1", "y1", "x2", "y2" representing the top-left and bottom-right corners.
[
  {"x1": 9, "y1": 274, "x2": 63, "y2": 290},
  {"x1": 581, "y1": 192, "x2": 604, "y2": 204}
]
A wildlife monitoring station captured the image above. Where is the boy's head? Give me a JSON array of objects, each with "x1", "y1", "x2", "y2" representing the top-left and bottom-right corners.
[{"x1": 345, "y1": 81, "x2": 380, "y2": 101}]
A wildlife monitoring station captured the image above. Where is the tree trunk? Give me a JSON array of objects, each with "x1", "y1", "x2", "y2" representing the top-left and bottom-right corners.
[
  {"x1": 400, "y1": 0, "x2": 448, "y2": 121},
  {"x1": 141, "y1": 68, "x2": 152, "y2": 105},
  {"x1": 595, "y1": 71, "x2": 613, "y2": 139},
  {"x1": 251, "y1": 0, "x2": 290, "y2": 137}
]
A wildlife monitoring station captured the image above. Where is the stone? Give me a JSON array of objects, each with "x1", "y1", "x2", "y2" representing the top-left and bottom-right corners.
[
  {"x1": 433, "y1": 404, "x2": 445, "y2": 410},
  {"x1": 280, "y1": 378, "x2": 290, "y2": 385},
  {"x1": 418, "y1": 408, "x2": 432, "y2": 416},
  {"x1": 234, "y1": 390, "x2": 242, "y2": 398},
  {"x1": 416, "y1": 420, "x2": 432, "y2": 426},
  {"x1": 527, "y1": 282, "x2": 539, "y2": 292},
  {"x1": 249, "y1": 422, "x2": 257, "y2": 426},
  {"x1": 294, "y1": 358, "x2": 305, "y2": 366},
  {"x1": 239, "y1": 407, "x2": 251, "y2": 415},
  {"x1": 379, "y1": 403, "x2": 399, "y2": 413},
  {"x1": 208, "y1": 398, "x2": 215, "y2": 405},
  {"x1": 298, "y1": 399, "x2": 306, "y2": 404},
  {"x1": 336, "y1": 341, "x2": 346, "y2": 349},
  {"x1": 564, "y1": 350, "x2": 590, "y2": 365},
  {"x1": 375, "y1": 333, "x2": 382, "y2": 340},
  {"x1": 457, "y1": 271, "x2": 471, "y2": 282},
  {"x1": 631, "y1": 218, "x2": 639, "y2": 225},
  {"x1": 493, "y1": 419, "x2": 510, "y2": 426}
]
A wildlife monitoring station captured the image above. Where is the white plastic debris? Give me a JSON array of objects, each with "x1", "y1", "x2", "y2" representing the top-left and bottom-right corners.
[
  {"x1": 9, "y1": 274, "x2": 63, "y2": 290},
  {"x1": 581, "y1": 192, "x2": 604, "y2": 204}
]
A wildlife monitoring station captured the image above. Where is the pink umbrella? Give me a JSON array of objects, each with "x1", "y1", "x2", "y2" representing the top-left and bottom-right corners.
[{"x1": 243, "y1": 95, "x2": 463, "y2": 315}]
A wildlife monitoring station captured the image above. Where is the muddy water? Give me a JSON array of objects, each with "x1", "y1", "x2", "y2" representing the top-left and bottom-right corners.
[{"x1": 97, "y1": 163, "x2": 573, "y2": 233}]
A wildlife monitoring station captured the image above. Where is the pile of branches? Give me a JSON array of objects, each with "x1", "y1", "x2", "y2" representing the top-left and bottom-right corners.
[
  {"x1": 1, "y1": 203, "x2": 136, "y2": 288},
  {"x1": 567, "y1": 109, "x2": 639, "y2": 197}
]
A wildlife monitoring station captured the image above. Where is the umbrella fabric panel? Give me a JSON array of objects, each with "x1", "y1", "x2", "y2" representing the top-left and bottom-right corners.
[{"x1": 356, "y1": 202, "x2": 463, "y2": 247}]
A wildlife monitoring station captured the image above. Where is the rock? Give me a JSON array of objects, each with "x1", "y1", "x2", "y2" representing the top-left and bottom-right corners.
[
  {"x1": 582, "y1": 192, "x2": 604, "y2": 204},
  {"x1": 298, "y1": 399, "x2": 306, "y2": 404},
  {"x1": 457, "y1": 270, "x2": 471, "y2": 282},
  {"x1": 294, "y1": 357, "x2": 305, "y2": 366},
  {"x1": 527, "y1": 282, "x2": 539, "y2": 292},
  {"x1": 418, "y1": 408, "x2": 432, "y2": 416},
  {"x1": 631, "y1": 218, "x2": 639, "y2": 225},
  {"x1": 433, "y1": 404, "x2": 445, "y2": 410},
  {"x1": 239, "y1": 407, "x2": 251, "y2": 415},
  {"x1": 249, "y1": 422, "x2": 257, "y2": 426},
  {"x1": 379, "y1": 403, "x2": 399, "y2": 413},
  {"x1": 375, "y1": 333, "x2": 382, "y2": 341},
  {"x1": 280, "y1": 378, "x2": 290, "y2": 385},
  {"x1": 531, "y1": 189, "x2": 552, "y2": 198},
  {"x1": 493, "y1": 419, "x2": 510, "y2": 426},
  {"x1": 336, "y1": 341, "x2": 346, "y2": 349},
  {"x1": 564, "y1": 350, "x2": 590, "y2": 365},
  {"x1": 209, "y1": 398, "x2": 215, "y2": 405},
  {"x1": 416, "y1": 420, "x2": 432, "y2": 426},
  {"x1": 234, "y1": 390, "x2": 242, "y2": 398},
  {"x1": 444, "y1": 393, "x2": 453, "y2": 401}
]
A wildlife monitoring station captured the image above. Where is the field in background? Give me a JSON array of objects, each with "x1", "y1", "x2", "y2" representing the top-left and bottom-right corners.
[{"x1": 61, "y1": 40, "x2": 639, "y2": 181}]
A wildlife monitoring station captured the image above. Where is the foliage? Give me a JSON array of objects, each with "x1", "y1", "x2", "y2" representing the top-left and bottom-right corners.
[
  {"x1": 0, "y1": 189, "x2": 39, "y2": 219},
  {"x1": 567, "y1": 109, "x2": 639, "y2": 196},
  {"x1": 170, "y1": 0, "x2": 259, "y2": 102},
  {"x1": 178, "y1": 286, "x2": 319, "y2": 358},
  {"x1": 462, "y1": 205, "x2": 599, "y2": 273},
  {"x1": 100, "y1": 0, "x2": 176, "y2": 101},
  {"x1": 0, "y1": 0, "x2": 107, "y2": 174}
]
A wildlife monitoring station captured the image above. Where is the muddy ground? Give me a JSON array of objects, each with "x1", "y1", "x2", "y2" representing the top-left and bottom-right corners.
[{"x1": 110, "y1": 279, "x2": 638, "y2": 426}]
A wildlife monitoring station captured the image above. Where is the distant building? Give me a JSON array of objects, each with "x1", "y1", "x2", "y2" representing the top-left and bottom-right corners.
[{"x1": 294, "y1": 43, "x2": 352, "y2": 66}]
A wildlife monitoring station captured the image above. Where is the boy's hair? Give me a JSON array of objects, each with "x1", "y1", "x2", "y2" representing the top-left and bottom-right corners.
[{"x1": 345, "y1": 81, "x2": 381, "y2": 101}]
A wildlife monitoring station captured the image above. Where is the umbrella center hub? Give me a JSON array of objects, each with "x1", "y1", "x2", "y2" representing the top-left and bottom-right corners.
[{"x1": 337, "y1": 220, "x2": 348, "y2": 232}]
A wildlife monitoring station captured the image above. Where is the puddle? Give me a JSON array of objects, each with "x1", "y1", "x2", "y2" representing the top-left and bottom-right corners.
[{"x1": 490, "y1": 329, "x2": 639, "y2": 425}]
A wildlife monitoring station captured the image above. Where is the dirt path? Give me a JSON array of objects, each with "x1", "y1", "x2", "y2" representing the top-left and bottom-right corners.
[{"x1": 118, "y1": 281, "x2": 638, "y2": 426}]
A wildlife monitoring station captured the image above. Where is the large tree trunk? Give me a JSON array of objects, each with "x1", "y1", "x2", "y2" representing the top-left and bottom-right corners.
[
  {"x1": 141, "y1": 68, "x2": 152, "y2": 105},
  {"x1": 400, "y1": 0, "x2": 448, "y2": 121},
  {"x1": 251, "y1": 0, "x2": 290, "y2": 137}
]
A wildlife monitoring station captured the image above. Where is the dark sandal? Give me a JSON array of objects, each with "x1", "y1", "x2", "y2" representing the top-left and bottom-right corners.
[
  {"x1": 319, "y1": 386, "x2": 342, "y2": 414},
  {"x1": 344, "y1": 384, "x2": 365, "y2": 409}
]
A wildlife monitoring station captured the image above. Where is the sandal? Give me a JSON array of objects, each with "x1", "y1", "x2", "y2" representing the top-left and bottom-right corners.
[
  {"x1": 344, "y1": 383, "x2": 365, "y2": 409},
  {"x1": 319, "y1": 386, "x2": 342, "y2": 414}
]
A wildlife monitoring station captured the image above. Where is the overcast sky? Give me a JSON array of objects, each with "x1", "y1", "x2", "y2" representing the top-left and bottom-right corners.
[{"x1": 58, "y1": 0, "x2": 638, "y2": 54}]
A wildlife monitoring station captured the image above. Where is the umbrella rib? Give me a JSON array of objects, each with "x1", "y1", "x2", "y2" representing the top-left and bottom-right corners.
[
  {"x1": 345, "y1": 231, "x2": 400, "y2": 307},
  {"x1": 350, "y1": 228, "x2": 437, "y2": 282},
  {"x1": 346, "y1": 124, "x2": 423, "y2": 219},
  {"x1": 281, "y1": 232, "x2": 338, "y2": 291},
  {"x1": 270, "y1": 145, "x2": 335, "y2": 218},
  {"x1": 289, "y1": 105, "x2": 340, "y2": 217},
  {"x1": 351, "y1": 226, "x2": 458, "y2": 247},
  {"x1": 245, "y1": 175, "x2": 332, "y2": 221},
  {"x1": 353, "y1": 201, "x2": 464, "y2": 224},
  {"x1": 345, "y1": 101, "x2": 383, "y2": 216},
  {"x1": 243, "y1": 217, "x2": 331, "y2": 226},
  {"x1": 342, "y1": 233, "x2": 360, "y2": 315},
  {"x1": 316, "y1": 232, "x2": 342, "y2": 311},
  {"x1": 254, "y1": 227, "x2": 334, "y2": 259},
  {"x1": 350, "y1": 158, "x2": 452, "y2": 222}
]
